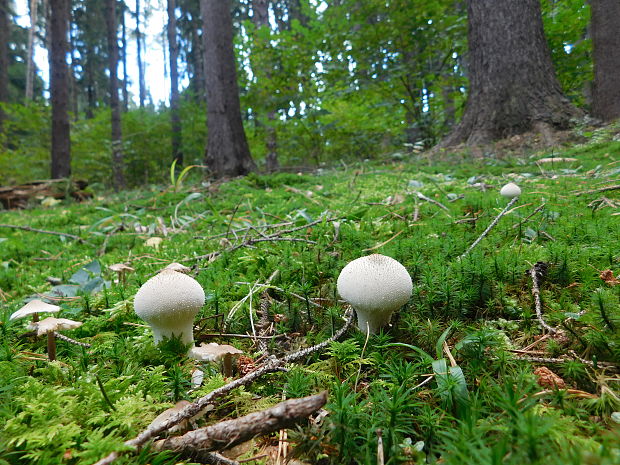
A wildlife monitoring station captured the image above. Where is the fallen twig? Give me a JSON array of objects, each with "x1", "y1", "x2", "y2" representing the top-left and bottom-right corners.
[
  {"x1": 0, "y1": 223, "x2": 92, "y2": 245},
  {"x1": 153, "y1": 392, "x2": 327, "y2": 459},
  {"x1": 512, "y1": 203, "x2": 546, "y2": 229},
  {"x1": 529, "y1": 262, "x2": 557, "y2": 334},
  {"x1": 414, "y1": 191, "x2": 451, "y2": 215},
  {"x1": 458, "y1": 196, "x2": 519, "y2": 259},
  {"x1": 93, "y1": 309, "x2": 354, "y2": 465},
  {"x1": 575, "y1": 184, "x2": 620, "y2": 196}
]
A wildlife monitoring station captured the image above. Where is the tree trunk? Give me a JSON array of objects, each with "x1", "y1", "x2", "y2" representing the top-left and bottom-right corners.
[
  {"x1": 251, "y1": 0, "x2": 279, "y2": 172},
  {"x1": 201, "y1": 0, "x2": 255, "y2": 177},
  {"x1": 590, "y1": 0, "x2": 620, "y2": 121},
  {"x1": 50, "y1": 0, "x2": 72, "y2": 178},
  {"x1": 121, "y1": 1, "x2": 128, "y2": 112},
  {"x1": 0, "y1": 0, "x2": 7, "y2": 139},
  {"x1": 136, "y1": 0, "x2": 146, "y2": 108},
  {"x1": 440, "y1": 0, "x2": 580, "y2": 147},
  {"x1": 105, "y1": 0, "x2": 125, "y2": 189},
  {"x1": 0, "y1": 0, "x2": 8, "y2": 137},
  {"x1": 25, "y1": 0, "x2": 38, "y2": 102},
  {"x1": 168, "y1": 0, "x2": 182, "y2": 165}
]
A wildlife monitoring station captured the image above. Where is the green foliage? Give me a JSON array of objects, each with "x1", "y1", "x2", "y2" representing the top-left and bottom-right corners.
[{"x1": 1, "y1": 136, "x2": 619, "y2": 463}]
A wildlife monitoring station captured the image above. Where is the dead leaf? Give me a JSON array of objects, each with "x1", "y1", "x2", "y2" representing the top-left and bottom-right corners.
[
  {"x1": 534, "y1": 366, "x2": 566, "y2": 389},
  {"x1": 600, "y1": 269, "x2": 620, "y2": 286}
]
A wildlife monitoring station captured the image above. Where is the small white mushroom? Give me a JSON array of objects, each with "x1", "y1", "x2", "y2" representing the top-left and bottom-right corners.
[
  {"x1": 10, "y1": 299, "x2": 60, "y2": 323},
  {"x1": 189, "y1": 343, "x2": 244, "y2": 377},
  {"x1": 108, "y1": 263, "x2": 135, "y2": 285},
  {"x1": 29, "y1": 317, "x2": 83, "y2": 361},
  {"x1": 147, "y1": 400, "x2": 209, "y2": 434},
  {"x1": 500, "y1": 182, "x2": 521, "y2": 199},
  {"x1": 134, "y1": 269, "x2": 205, "y2": 346},
  {"x1": 337, "y1": 254, "x2": 413, "y2": 334}
]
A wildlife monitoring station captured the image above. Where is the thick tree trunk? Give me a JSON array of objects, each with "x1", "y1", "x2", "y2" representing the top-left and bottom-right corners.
[
  {"x1": 201, "y1": 0, "x2": 255, "y2": 177},
  {"x1": 440, "y1": 0, "x2": 580, "y2": 147},
  {"x1": 136, "y1": 0, "x2": 146, "y2": 108},
  {"x1": 590, "y1": 0, "x2": 620, "y2": 121},
  {"x1": 25, "y1": 0, "x2": 38, "y2": 102},
  {"x1": 168, "y1": 0, "x2": 182, "y2": 165},
  {"x1": 0, "y1": 0, "x2": 9, "y2": 135},
  {"x1": 50, "y1": 0, "x2": 72, "y2": 178},
  {"x1": 251, "y1": 0, "x2": 279, "y2": 172},
  {"x1": 105, "y1": 0, "x2": 125, "y2": 189}
]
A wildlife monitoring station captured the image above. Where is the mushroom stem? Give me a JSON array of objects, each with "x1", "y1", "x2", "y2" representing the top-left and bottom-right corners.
[
  {"x1": 33, "y1": 312, "x2": 39, "y2": 323},
  {"x1": 222, "y1": 354, "x2": 233, "y2": 378},
  {"x1": 355, "y1": 309, "x2": 393, "y2": 335},
  {"x1": 151, "y1": 321, "x2": 196, "y2": 346},
  {"x1": 47, "y1": 332, "x2": 57, "y2": 361}
]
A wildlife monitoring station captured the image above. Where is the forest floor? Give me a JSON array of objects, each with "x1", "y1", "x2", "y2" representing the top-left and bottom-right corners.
[{"x1": 1, "y1": 123, "x2": 620, "y2": 465}]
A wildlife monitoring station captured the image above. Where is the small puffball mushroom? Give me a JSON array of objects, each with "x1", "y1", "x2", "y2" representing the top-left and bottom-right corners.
[
  {"x1": 189, "y1": 343, "x2": 244, "y2": 377},
  {"x1": 148, "y1": 400, "x2": 208, "y2": 434},
  {"x1": 134, "y1": 269, "x2": 205, "y2": 346},
  {"x1": 337, "y1": 254, "x2": 412, "y2": 334},
  {"x1": 29, "y1": 317, "x2": 83, "y2": 361},
  {"x1": 10, "y1": 299, "x2": 60, "y2": 323},
  {"x1": 500, "y1": 182, "x2": 521, "y2": 199}
]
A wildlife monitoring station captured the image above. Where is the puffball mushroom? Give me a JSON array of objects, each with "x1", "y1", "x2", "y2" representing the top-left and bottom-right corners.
[
  {"x1": 500, "y1": 182, "x2": 521, "y2": 199},
  {"x1": 337, "y1": 254, "x2": 412, "y2": 334},
  {"x1": 134, "y1": 269, "x2": 205, "y2": 346}
]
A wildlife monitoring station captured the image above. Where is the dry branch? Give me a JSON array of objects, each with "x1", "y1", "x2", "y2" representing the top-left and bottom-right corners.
[
  {"x1": 93, "y1": 309, "x2": 354, "y2": 465},
  {"x1": 0, "y1": 224, "x2": 92, "y2": 245},
  {"x1": 458, "y1": 196, "x2": 519, "y2": 259},
  {"x1": 154, "y1": 392, "x2": 327, "y2": 457},
  {"x1": 529, "y1": 262, "x2": 557, "y2": 334},
  {"x1": 575, "y1": 184, "x2": 620, "y2": 196}
]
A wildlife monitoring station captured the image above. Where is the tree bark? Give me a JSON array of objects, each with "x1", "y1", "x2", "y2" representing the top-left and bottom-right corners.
[
  {"x1": 49, "y1": 0, "x2": 72, "y2": 178},
  {"x1": 25, "y1": 0, "x2": 38, "y2": 102},
  {"x1": 201, "y1": 0, "x2": 255, "y2": 177},
  {"x1": 0, "y1": 0, "x2": 9, "y2": 135},
  {"x1": 105, "y1": 0, "x2": 125, "y2": 189},
  {"x1": 135, "y1": 0, "x2": 146, "y2": 108},
  {"x1": 168, "y1": 0, "x2": 182, "y2": 165},
  {"x1": 121, "y1": 1, "x2": 128, "y2": 112},
  {"x1": 154, "y1": 392, "x2": 327, "y2": 460},
  {"x1": 590, "y1": 0, "x2": 620, "y2": 121},
  {"x1": 440, "y1": 0, "x2": 581, "y2": 147},
  {"x1": 251, "y1": 0, "x2": 279, "y2": 172}
]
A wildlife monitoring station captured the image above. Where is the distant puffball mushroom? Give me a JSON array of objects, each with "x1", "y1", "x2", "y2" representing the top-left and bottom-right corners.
[
  {"x1": 337, "y1": 254, "x2": 412, "y2": 334},
  {"x1": 500, "y1": 182, "x2": 521, "y2": 199},
  {"x1": 134, "y1": 269, "x2": 205, "y2": 346}
]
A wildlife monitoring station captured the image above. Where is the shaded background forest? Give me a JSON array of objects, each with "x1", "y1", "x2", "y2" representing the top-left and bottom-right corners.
[{"x1": 0, "y1": 0, "x2": 608, "y2": 188}]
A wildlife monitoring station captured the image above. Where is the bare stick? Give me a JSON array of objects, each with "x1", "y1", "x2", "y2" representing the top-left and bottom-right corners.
[
  {"x1": 575, "y1": 184, "x2": 620, "y2": 196},
  {"x1": 93, "y1": 309, "x2": 354, "y2": 465},
  {"x1": 458, "y1": 196, "x2": 519, "y2": 259},
  {"x1": 0, "y1": 224, "x2": 91, "y2": 245},
  {"x1": 529, "y1": 264, "x2": 557, "y2": 334},
  {"x1": 54, "y1": 332, "x2": 92, "y2": 348},
  {"x1": 153, "y1": 392, "x2": 327, "y2": 456},
  {"x1": 512, "y1": 203, "x2": 546, "y2": 229},
  {"x1": 414, "y1": 191, "x2": 451, "y2": 215}
]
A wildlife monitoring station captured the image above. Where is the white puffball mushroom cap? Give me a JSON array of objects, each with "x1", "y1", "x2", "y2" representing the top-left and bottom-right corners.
[
  {"x1": 134, "y1": 270, "x2": 205, "y2": 345},
  {"x1": 500, "y1": 182, "x2": 521, "y2": 199},
  {"x1": 337, "y1": 254, "x2": 413, "y2": 334}
]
